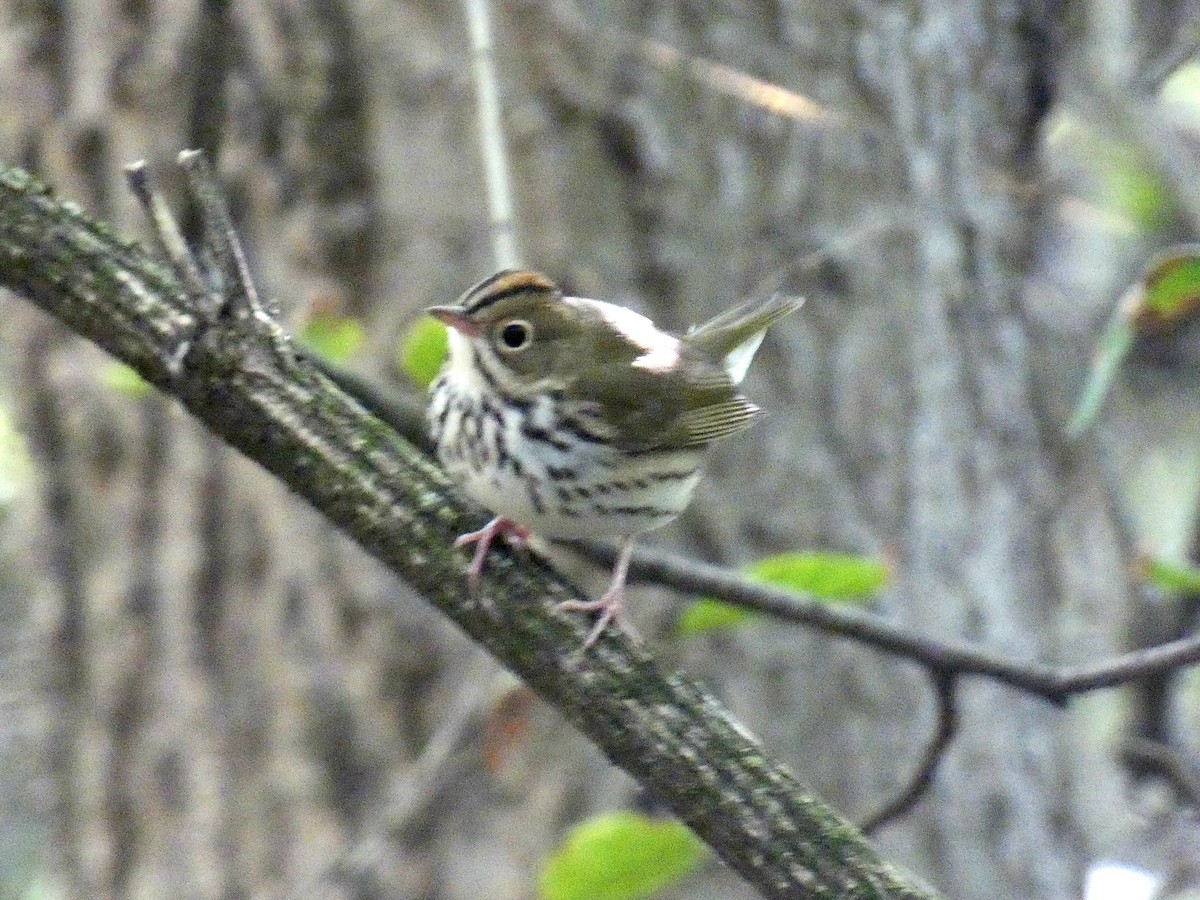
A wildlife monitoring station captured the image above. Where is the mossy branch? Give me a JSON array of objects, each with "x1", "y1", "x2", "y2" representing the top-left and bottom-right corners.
[{"x1": 0, "y1": 158, "x2": 936, "y2": 900}]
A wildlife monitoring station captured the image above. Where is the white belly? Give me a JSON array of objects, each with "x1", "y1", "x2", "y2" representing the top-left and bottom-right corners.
[
  {"x1": 430, "y1": 378, "x2": 702, "y2": 539},
  {"x1": 458, "y1": 445, "x2": 702, "y2": 539}
]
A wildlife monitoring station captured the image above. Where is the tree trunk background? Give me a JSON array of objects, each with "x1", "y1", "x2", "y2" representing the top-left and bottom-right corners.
[{"x1": 1, "y1": 1, "x2": 1198, "y2": 898}]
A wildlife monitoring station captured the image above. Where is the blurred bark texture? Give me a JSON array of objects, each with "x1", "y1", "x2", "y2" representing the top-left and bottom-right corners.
[{"x1": 0, "y1": 1, "x2": 1198, "y2": 899}]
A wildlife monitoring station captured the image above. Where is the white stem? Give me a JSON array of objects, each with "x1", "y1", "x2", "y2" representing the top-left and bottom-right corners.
[{"x1": 464, "y1": 0, "x2": 521, "y2": 269}]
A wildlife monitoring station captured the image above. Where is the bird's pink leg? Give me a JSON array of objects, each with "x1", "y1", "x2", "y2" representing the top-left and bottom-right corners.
[
  {"x1": 455, "y1": 517, "x2": 531, "y2": 591},
  {"x1": 559, "y1": 536, "x2": 638, "y2": 649}
]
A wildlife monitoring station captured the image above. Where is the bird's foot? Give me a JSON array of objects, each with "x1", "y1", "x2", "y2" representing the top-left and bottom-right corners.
[
  {"x1": 454, "y1": 517, "x2": 531, "y2": 593},
  {"x1": 559, "y1": 536, "x2": 639, "y2": 650},
  {"x1": 559, "y1": 586, "x2": 638, "y2": 650}
]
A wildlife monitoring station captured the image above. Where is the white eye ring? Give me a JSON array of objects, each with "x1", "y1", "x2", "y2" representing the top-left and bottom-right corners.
[{"x1": 498, "y1": 319, "x2": 533, "y2": 351}]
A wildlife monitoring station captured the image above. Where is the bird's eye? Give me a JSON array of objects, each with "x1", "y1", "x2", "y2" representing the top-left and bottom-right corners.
[{"x1": 499, "y1": 320, "x2": 532, "y2": 351}]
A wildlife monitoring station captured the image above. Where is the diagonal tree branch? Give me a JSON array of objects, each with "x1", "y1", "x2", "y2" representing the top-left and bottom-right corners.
[{"x1": 0, "y1": 158, "x2": 937, "y2": 899}]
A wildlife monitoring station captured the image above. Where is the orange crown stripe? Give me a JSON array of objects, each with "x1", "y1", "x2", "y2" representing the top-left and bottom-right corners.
[{"x1": 461, "y1": 270, "x2": 559, "y2": 314}]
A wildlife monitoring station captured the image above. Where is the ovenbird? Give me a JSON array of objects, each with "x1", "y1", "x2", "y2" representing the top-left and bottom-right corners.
[{"x1": 427, "y1": 270, "x2": 802, "y2": 648}]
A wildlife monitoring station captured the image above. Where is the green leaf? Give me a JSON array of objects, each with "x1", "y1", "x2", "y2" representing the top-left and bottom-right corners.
[
  {"x1": 1144, "y1": 557, "x2": 1200, "y2": 596},
  {"x1": 1066, "y1": 310, "x2": 1134, "y2": 439},
  {"x1": 1045, "y1": 113, "x2": 1173, "y2": 230},
  {"x1": 539, "y1": 812, "x2": 705, "y2": 900},
  {"x1": 676, "y1": 598, "x2": 754, "y2": 636},
  {"x1": 398, "y1": 316, "x2": 449, "y2": 388},
  {"x1": 1067, "y1": 245, "x2": 1200, "y2": 439},
  {"x1": 102, "y1": 363, "x2": 154, "y2": 399},
  {"x1": 746, "y1": 551, "x2": 888, "y2": 601},
  {"x1": 1141, "y1": 245, "x2": 1200, "y2": 319},
  {"x1": 679, "y1": 552, "x2": 886, "y2": 638},
  {"x1": 300, "y1": 313, "x2": 367, "y2": 364},
  {"x1": 1101, "y1": 155, "x2": 1172, "y2": 229}
]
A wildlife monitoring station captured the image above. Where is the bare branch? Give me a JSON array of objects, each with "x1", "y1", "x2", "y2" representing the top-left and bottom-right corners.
[{"x1": 859, "y1": 673, "x2": 959, "y2": 835}]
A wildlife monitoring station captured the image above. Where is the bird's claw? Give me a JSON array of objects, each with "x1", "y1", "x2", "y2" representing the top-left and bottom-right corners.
[
  {"x1": 454, "y1": 517, "x2": 530, "y2": 595},
  {"x1": 559, "y1": 589, "x2": 638, "y2": 650}
]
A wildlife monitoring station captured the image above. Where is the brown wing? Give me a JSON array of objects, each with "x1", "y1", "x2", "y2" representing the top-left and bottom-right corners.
[{"x1": 569, "y1": 348, "x2": 761, "y2": 453}]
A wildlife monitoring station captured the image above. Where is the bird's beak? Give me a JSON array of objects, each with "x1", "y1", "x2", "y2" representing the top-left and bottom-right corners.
[{"x1": 426, "y1": 304, "x2": 480, "y2": 337}]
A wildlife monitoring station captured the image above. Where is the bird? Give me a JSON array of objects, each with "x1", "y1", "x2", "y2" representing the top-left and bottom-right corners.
[{"x1": 426, "y1": 269, "x2": 802, "y2": 648}]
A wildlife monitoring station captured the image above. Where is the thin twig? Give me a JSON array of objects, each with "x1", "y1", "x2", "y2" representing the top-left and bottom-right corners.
[
  {"x1": 124, "y1": 161, "x2": 209, "y2": 299},
  {"x1": 859, "y1": 672, "x2": 958, "y2": 834},
  {"x1": 464, "y1": 0, "x2": 520, "y2": 269},
  {"x1": 179, "y1": 0, "x2": 234, "y2": 242},
  {"x1": 124, "y1": 161, "x2": 210, "y2": 372},
  {"x1": 177, "y1": 149, "x2": 271, "y2": 321}
]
